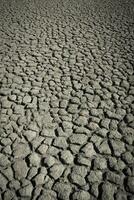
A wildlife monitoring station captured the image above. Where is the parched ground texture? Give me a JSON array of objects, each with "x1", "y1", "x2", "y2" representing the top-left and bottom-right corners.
[{"x1": 0, "y1": 0, "x2": 134, "y2": 199}]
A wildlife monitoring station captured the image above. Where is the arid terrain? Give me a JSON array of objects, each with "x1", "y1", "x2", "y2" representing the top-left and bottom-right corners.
[{"x1": 0, "y1": 0, "x2": 134, "y2": 199}]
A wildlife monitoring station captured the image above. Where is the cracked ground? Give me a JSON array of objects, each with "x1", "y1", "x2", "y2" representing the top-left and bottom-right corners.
[{"x1": 0, "y1": 0, "x2": 134, "y2": 199}]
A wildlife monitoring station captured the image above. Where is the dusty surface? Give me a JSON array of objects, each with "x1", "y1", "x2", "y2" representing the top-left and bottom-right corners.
[{"x1": 0, "y1": 0, "x2": 134, "y2": 199}]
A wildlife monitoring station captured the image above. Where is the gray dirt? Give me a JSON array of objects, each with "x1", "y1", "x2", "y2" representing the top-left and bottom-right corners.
[{"x1": 0, "y1": 0, "x2": 134, "y2": 199}]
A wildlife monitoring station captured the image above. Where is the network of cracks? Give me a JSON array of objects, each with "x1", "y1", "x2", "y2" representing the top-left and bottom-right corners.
[{"x1": 0, "y1": 0, "x2": 134, "y2": 199}]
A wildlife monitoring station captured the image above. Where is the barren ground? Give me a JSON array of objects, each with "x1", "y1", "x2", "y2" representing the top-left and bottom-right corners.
[{"x1": 0, "y1": 0, "x2": 134, "y2": 199}]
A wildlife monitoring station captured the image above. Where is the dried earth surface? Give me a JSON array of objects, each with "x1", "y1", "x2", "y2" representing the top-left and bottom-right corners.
[{"x1": 0, "y1": 0, "x2": 134, "y2": 199}]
